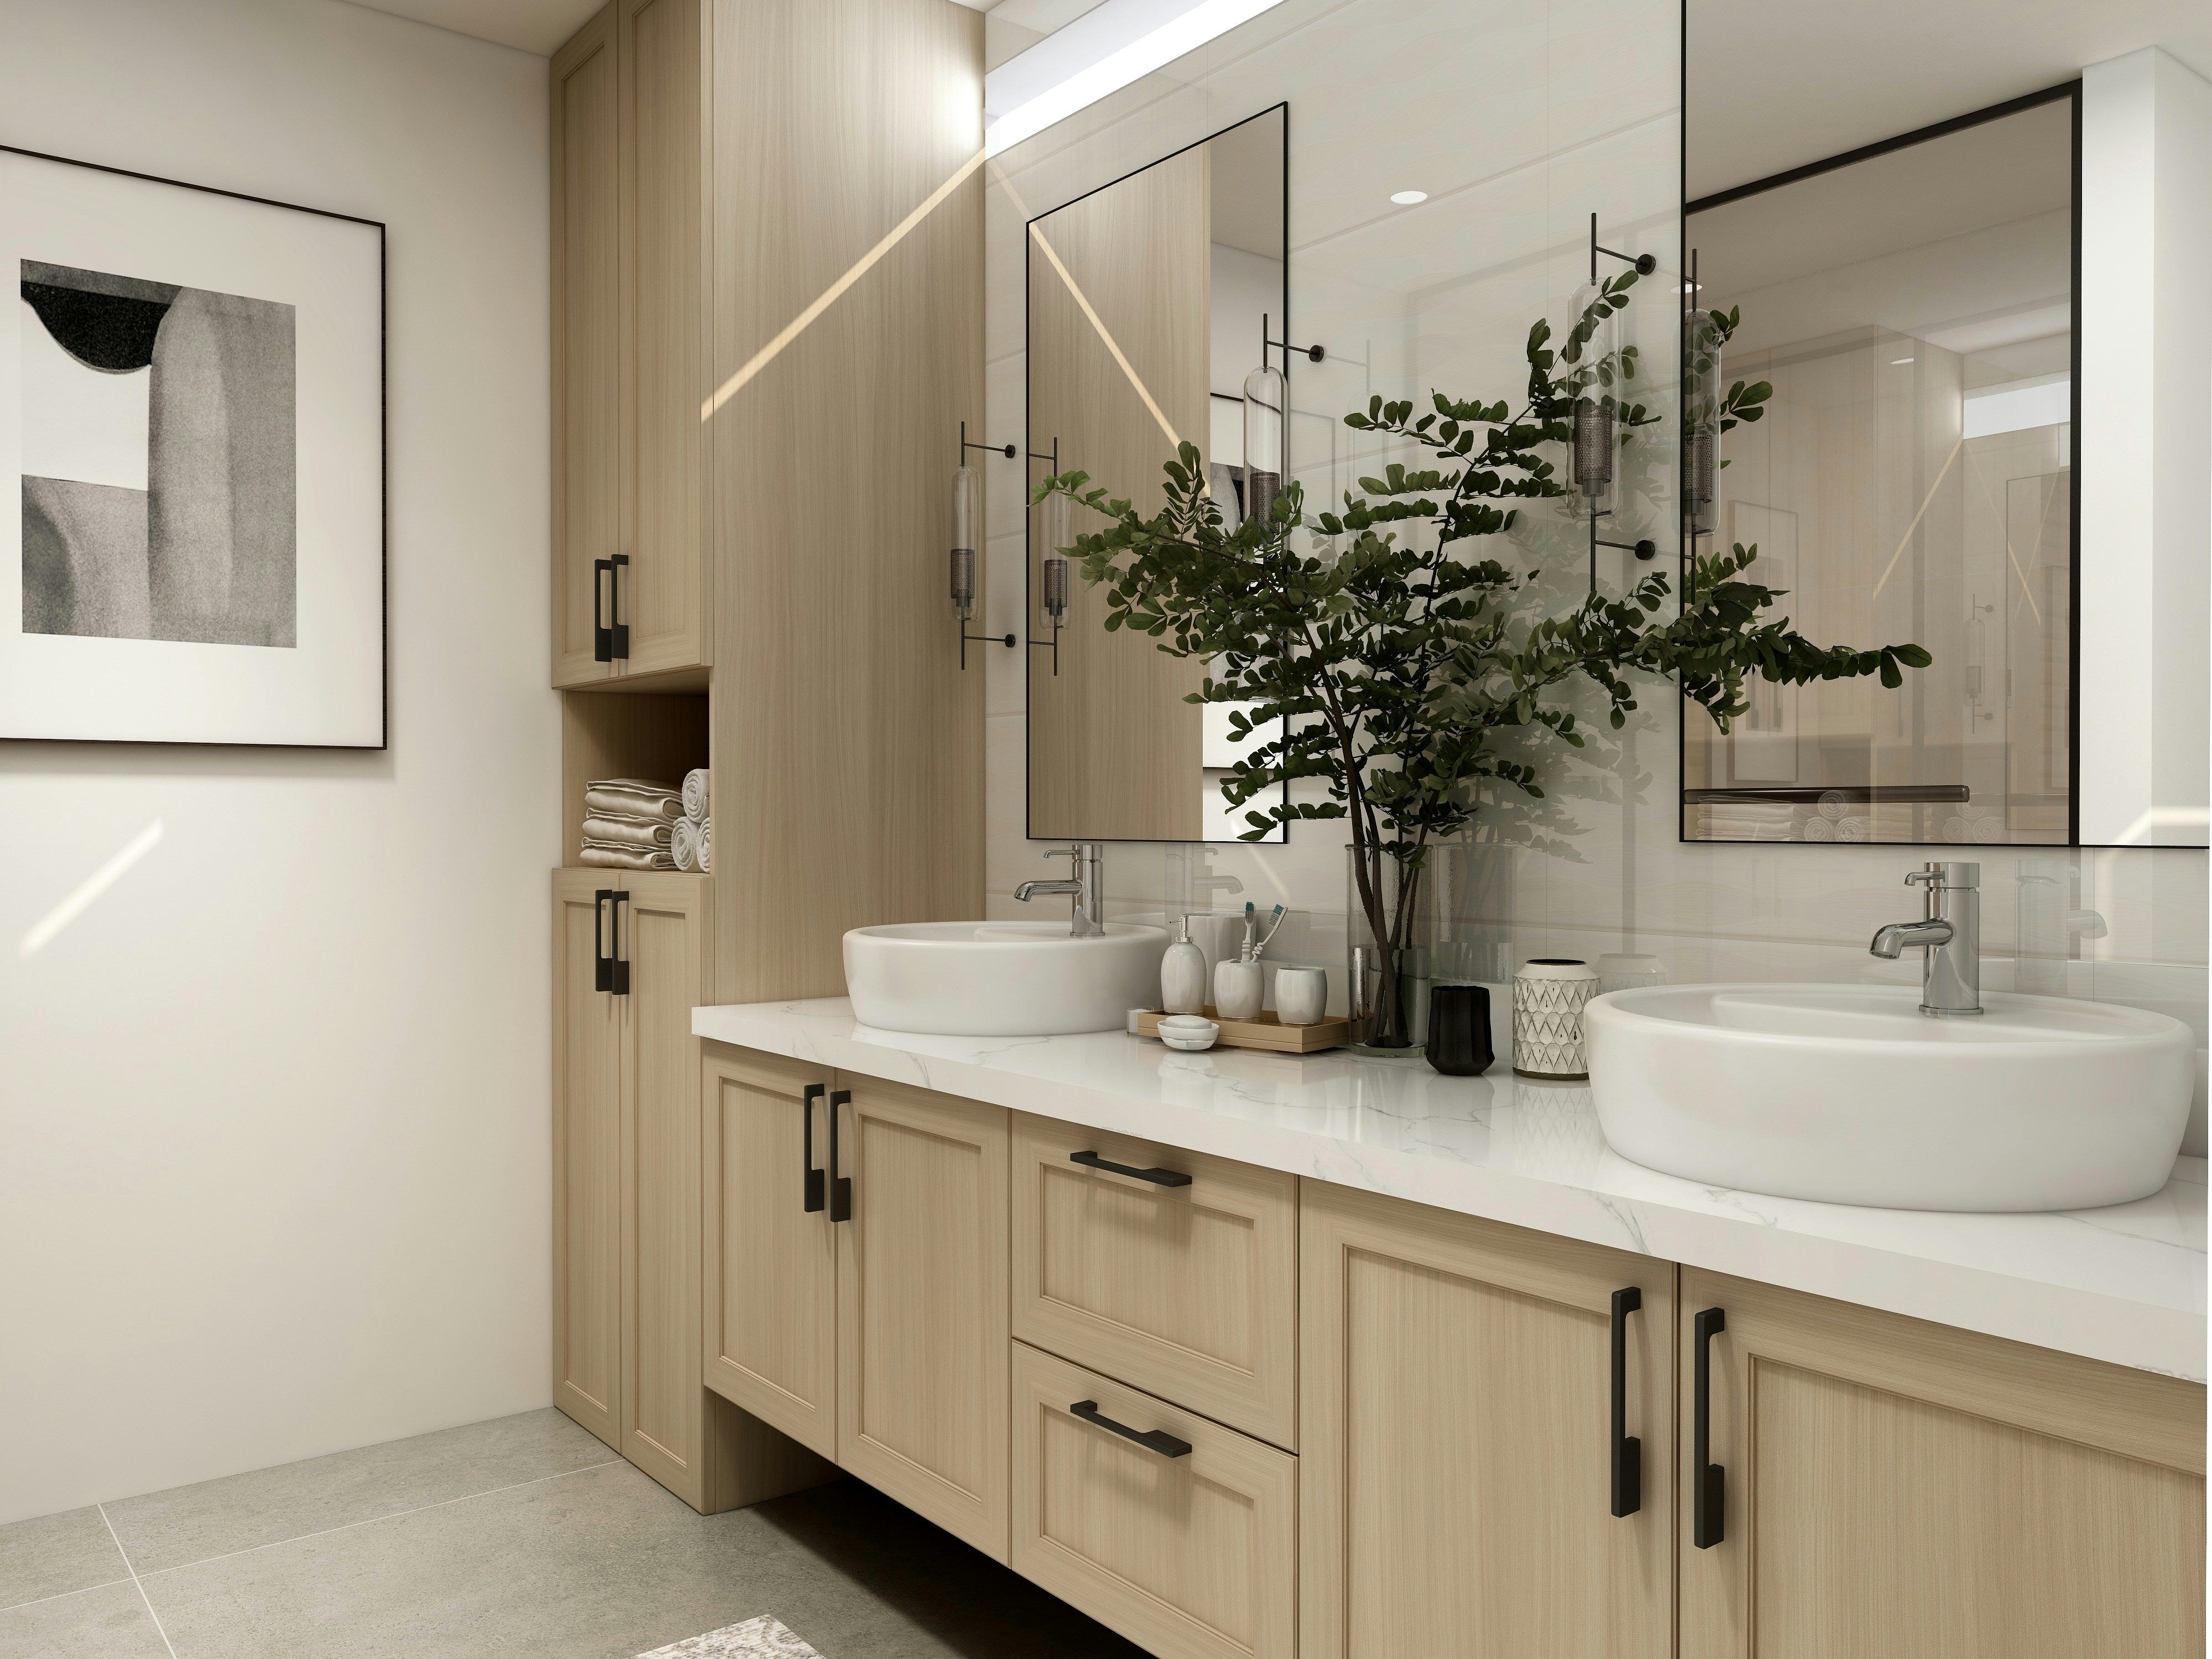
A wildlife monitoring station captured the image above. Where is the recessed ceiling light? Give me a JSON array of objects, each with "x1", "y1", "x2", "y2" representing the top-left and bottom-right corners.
[{"x1": 1390, "y1": 190, "x2": 1428, "y2": 205}]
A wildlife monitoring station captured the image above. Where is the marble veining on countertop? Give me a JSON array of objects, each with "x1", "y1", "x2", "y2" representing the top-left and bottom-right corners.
[{"x1": 693, "y1": 998, "x2": 2207, "y2": 1381}]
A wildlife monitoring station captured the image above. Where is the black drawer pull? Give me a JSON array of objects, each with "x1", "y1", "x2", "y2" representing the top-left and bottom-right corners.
[
  {"x1": 1070, "y1": 1400, "x2": 1191, "y2": 1459},
  {"x1": 1070, "y1": 1150, "x2": 1192, "y2": 1187},
  {"x1": 827, "y1": 1089, "x2": 852, "y2": 1223},
  {"x1": 592, "y1": 554, "x2": 631, "y2": 662},
  {"x1": 801, "y1": 1084, "x2": 826, "y2": 1214},
  {"x1": 1693, "y1": 1306, "x2": 1726, "y2": 1548},
  {"x1": 1610, "y1": 1286, "x2": 1642, "y2": 1517},
  {"x1": 592, "y1": 888, "x2": 615, "y2": 992},
  {"x1": 606, "y1": 890, "x2": 630, "y2": 996}
]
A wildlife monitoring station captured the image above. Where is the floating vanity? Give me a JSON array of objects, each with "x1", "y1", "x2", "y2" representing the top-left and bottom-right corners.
[{"x1": 692, "y1": 996, "x2": 2207, "y2": 1659}]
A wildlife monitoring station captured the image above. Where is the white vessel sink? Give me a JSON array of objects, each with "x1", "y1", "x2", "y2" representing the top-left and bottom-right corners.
[
  {"x1": 1583, "y1": 984, "x2": 2194, "y2": 1211},
  {"x1": 844, "y1": 921, "x2": 1167, "y2": 1036}
]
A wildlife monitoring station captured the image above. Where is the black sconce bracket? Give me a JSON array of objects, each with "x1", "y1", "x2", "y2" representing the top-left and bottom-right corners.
[
  {"x1": 1260, "y1": 311, "x2": 1323, "y2": 367},
  {"x1": 1589, "y1": 211, "x2": 1658, "y2": 282}
]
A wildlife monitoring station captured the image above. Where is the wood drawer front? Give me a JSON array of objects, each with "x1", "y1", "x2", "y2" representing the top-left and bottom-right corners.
[
  {"x1": 1011, "y1": 1342, "x2": 1296, "y2": 1659},
  {"x1": 1011, "y1": 1112, "x2": 1297, "y2": 1447}
]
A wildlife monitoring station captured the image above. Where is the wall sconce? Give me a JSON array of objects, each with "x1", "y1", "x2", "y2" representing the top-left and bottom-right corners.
[
  {"x1": 1244, "y1": 311, "x2": 1318, "y2": 529},
  {"x1": 953, "y1": 421, "x2": 1018, "y2": 670},
  {"x1": 1574, "y1": 213, "x2": 1658, "y2": 592},
  {"x1": 1029, "y1": 438, "x2": 1069, "y2": 677}
]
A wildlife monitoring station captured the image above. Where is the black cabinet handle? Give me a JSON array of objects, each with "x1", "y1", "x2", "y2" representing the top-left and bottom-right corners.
[
  {"x1": 1070, "y1": 1150, "x2": 1192, "y2": 1187},
  {"x1": 593, "y1": 889, "x2": 615, "y2": 992},
  {"x1": 801, "y1": 1084, "x2": 826, "y2": 1214},
  {"x1": 592, "y1": 555, "x2": 631, "y2": 662},
  {"x1": 607, "y1": 890, "x2": 630, "y2": 996},
  {"x1": 1070, "y1": 1400, "x2": 1191, "y2": 1459},
  {"x1": 827, "y1": 1089, "x2": 852, "y2": 1223},
  {"x1": 1693, "y1": 1306, "x2": 1726, "y2": 1548},
  {"x1": 1610, "y1": 1286, "x2": 1642, "y2": 1517}
]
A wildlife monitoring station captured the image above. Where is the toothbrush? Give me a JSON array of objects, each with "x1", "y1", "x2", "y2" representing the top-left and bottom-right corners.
[{"x1": 1254, "y1": 904, "x2": 1288, "y2": 954}]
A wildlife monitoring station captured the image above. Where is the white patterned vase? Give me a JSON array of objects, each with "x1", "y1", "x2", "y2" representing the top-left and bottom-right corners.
[{"x1": 1512, "y1": 958, "x2": 1599, "y2": 1080}]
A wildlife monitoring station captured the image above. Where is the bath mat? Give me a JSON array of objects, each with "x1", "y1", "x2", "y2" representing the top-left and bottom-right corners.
[{"x1": 638, "y1": 1615, "x2": 823, "y2": 1658}]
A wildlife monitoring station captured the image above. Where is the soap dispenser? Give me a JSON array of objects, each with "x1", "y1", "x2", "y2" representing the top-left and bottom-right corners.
[
  {"x1": 1160, "y1": 916, "x2": 1209, "y2": 1016},
  {"x1": 1212, "y1": 909, "x2": 1265, "y2": 1021}
]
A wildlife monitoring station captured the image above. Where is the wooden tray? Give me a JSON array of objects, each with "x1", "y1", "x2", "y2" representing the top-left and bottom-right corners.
[{"x1": 1136, "y1": 1006, "x2": 1351, "y2": 1054}]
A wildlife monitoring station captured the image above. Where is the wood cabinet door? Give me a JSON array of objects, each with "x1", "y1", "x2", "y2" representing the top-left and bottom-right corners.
[
  {"x1": 614, "y1": 0, "x2": 709, "y2": 682},
  {"x1": 701, "y1": 1044, "x2": 837, "y2": 1460},
  {"x1": 1011, "y1": 1112, "x2": 1297, "y2": 1447},
  {"x1": 836, "y1": 1078, "x2": 1011, "y2": 1561},
  {"x1": 1011, "y1": 1342, "x2": 1296, "y2": 1659},
  {"x1": 1678, "y1": 1268, "x2": 2206, "y2": 1658},
  {"x1": 551, "y1": 4, "x2": 619, "y2": 688},
  {"x1": 551, "y1": 871, "x2": 621, "y2": 1448},
  {"x1": 1300, "y1": 1182, "x2": 1676, "y2": 1659}
]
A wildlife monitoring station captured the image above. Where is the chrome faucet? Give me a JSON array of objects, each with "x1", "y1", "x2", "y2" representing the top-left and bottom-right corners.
[
  {"x1": 1870, "y1": 860, "x2": 1982, "y2": 1016},
  {"x1": 1015, "y1": 843, "x2": 1104, "y2": 937}
]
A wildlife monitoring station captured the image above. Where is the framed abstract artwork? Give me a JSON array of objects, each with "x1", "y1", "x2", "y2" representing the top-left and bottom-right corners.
[{"x1": 3, "y1": 144, "x2": 384, "y2": 747}]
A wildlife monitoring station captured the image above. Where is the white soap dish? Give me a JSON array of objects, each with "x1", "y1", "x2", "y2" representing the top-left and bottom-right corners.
[{"x1": 1156, "y1": 1015, "x2": 1219, "y2": 1052}]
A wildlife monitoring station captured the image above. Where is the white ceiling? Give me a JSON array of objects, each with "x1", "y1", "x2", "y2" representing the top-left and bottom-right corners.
[
  {"x1": 1691, "y1": 0, "x2": 2212, "y2": 199},
  {"x1": 334, "y1": 0, "x2": 1001, "y2": 56}
]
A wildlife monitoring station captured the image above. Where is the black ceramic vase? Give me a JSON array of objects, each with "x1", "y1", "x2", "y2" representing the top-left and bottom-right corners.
[{"x1": 1425, "y1": 984, "x2": 1495, "y2": 1076}]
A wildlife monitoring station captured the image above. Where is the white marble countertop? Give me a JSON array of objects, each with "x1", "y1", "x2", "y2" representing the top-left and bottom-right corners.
[{"x1": 693, "y1": 998, "x2": 2208, "y2": 1381}]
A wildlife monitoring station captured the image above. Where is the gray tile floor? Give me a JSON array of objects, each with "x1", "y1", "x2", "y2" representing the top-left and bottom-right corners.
[{"x1": 0, "y1": 1410, "x2": 1146, "y2": 1659}]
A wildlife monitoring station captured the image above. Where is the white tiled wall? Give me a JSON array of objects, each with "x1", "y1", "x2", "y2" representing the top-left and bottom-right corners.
[{"x1": 980, "y1": 0, "x2": 2210, "y2": 1144}]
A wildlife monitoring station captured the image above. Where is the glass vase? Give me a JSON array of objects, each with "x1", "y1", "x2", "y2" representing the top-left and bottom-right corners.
[{"x1": 1345, "y1": 843, "x2": 1434, "y2": 1055}]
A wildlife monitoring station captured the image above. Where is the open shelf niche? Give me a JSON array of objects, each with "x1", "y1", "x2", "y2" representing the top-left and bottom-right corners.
[{"x1": 560, "y1": 688, "x2": 711, "y2": 869}]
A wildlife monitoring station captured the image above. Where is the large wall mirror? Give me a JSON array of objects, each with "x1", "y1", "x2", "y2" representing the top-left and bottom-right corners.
[
  {"x1": 1681, "y1": 83, "x2": 2207, "y2": 848},
  {"x1": 1026, "y1": 105, "x2": 1289, "y2": 843}
]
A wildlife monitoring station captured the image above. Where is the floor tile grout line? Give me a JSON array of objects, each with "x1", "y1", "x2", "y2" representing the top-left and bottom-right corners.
[
  {"x1": 97, "y1": 1504, "x2": 179, "y2": 1659},
  {"x1": 135, "y1": 1458, "x2": 628, "y2": 1580},
  {"x1": 0, "y1": 1575, "x2": 136, "y2": 1616}
]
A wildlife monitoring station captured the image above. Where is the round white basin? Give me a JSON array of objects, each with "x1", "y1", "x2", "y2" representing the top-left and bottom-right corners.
[
  {"x1": 843, "y1": 921, "x2": 1167, "y2": 1036},
  {"x1": 1583, "y1": 983, "x2": 2194, "y2": 1211}
]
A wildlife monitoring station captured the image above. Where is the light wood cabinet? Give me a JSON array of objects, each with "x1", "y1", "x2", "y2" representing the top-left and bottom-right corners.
[
  {"x1": 836, "y1": 1077, "x2": 1011, "y2": 1561},
  {"x1": 1678, "y1": 1268, "x2": 2206, "y2": 1658},
  {"x1": 1299, "y1": 1181, "x2": 1677, "y2": 1659},
  {"x1": 551, "y1": 0, "x2": 711, "y2": 690},
  {"x1": 1011, "y1": 1112, "x2": 1297, "y2": 1448},
  {"x1": 551, "y1": 870, "x2": 620, "y2": 1446},
  {"x1": 1011, "y1": 1342, "x2": 1296, "y2": 1659},
  {"x1": 701, "y1": 1046, "x2": 837, "y2": 1460}
]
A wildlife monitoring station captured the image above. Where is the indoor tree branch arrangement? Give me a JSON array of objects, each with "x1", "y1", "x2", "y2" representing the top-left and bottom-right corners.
[{"x1": 1036, "y1": 273, "x2": 1930, "y2": 1050}]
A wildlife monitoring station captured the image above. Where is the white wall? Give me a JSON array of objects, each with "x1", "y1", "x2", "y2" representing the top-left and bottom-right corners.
[
  {"x1": 0, "y1": 0, "x2": 555, "y2": 1524},
  {"x1": 982, "y1": 0, "x2": 2208, "y2": 1139}
]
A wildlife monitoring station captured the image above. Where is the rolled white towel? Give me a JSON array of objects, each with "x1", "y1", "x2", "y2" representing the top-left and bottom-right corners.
[
  {"x1": 1973, "y1": 815, "x2": 2007, "y2": 841},
  {"x1": 581, "y1": 813, "x2": 672, "y2": 850},
  {"x1": 1802, "y1": 815, "x2": 1834, "y2": 841},
  {"x1": 580, "y1": 843, "x2": 676, "y2": 871},
  {"x1": 671, "y1": 815, "x2": 700, "y2": 872},
  {"x1": 682, "y1": 768, "x2": 711, "y2": 823},
  {"x1": 1818, "y1": 791, "x2": 1851, "y2": 821},
  {"x1": 583, "y1": 779, "x2": 684, "y2": 823},
  {"x1": 696, "y1": 817, "x2": 712, "y2": 875},
  {"x1": 1836, "y1": 816, "x2": 1869, "y2": 842}
]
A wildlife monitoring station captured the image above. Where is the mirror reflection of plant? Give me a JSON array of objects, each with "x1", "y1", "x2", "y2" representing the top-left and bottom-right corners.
[{"x1": 1035, "y1": 277, "x2": 1928, "y2": 1049}]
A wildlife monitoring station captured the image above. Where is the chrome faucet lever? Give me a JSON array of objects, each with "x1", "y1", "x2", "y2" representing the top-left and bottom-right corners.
[
  {"x1": 1870, "y1": 860, "x2": 1982, "y2": 1016},
  {"x1": 1015, "y1": 842, "x2": 1104, "y2": 937}
]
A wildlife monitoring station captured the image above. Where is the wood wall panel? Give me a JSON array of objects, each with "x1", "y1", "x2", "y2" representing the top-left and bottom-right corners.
[{"x1": 709, "y1": 0, "x2": 986, "y2": 1003}]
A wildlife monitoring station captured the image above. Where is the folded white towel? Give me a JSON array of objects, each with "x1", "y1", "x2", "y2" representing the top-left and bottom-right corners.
[
  {"x1": 671, "y1": 816, "x2": 700, "y2": 872},
  {"x1": 696, "y1": 817, "x2": 712, "y2": 874},
  {"x1": 579, "y1": 843, "x2": 676, "y2": 871},
  {"x1": 584, "y1": 779, "x2": 684, "y2": 823},
  {"x1": 682, "y1": 768, "x2": 711, "y2": 823},
  {"x1": 582, "y1": 813, "x2": 673, "y2": 850}
]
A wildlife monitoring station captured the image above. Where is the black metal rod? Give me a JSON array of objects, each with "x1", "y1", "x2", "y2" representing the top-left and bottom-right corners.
[
  {"x1": 592, "y1": 559, "x2": 613, "y2": 663},
  {"x1": 608, "y1": 891, "x2": 630, "y2": 996},
  {"x1": 1070, "y1": 1150, "x2": 1193, "y2": 1188},
  {"x1": 1070, "y1": 1400, "x2": 1192, "y2": 1459},
  {"x1": 1693, "y1": 1306, "x2": 1726, "y2": 1548},
  {"x1": 593, "y1": 889, "x2": 614, "y2": 993},
  {"x1": 1260, "y1": 310, "x2": 1324, "y2": 365},
  {"x1": 960, "y1": 419, "x2": 1018, "y2": 461},
  {"x1": 608, "y1": 554, "x2": 630, "y2": 660},
  {"x1": 1610, "y1": 1286, "x2": 1642, "y2": 1517},
  {"x1": 801, "y1": 1083, "x2": 826, "y2": 1214},
  {"x1": 828, "y1": 1089, "x2": 853, "y2": 1223}
]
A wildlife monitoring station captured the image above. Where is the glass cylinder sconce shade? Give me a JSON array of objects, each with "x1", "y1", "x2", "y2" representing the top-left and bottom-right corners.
[
  {"x1": 1243, "y1": 364, "x2": 1286, "y2": 525},
  {"x1": 1039, "y1": 489, "x2": 1073, "y2": 624},
  {"x1": 950, "y1": 463, "x2": 980, "y2": 620},
  {"x1": 1567, "y1": 282, "x2": 1621, "y2": 518},
  {"x1": 1683, "y1": 309, "x2": 1723, "y2": 538}
]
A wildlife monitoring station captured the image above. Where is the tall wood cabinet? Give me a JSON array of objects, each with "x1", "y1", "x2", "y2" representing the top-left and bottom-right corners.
[
  {"x1": 1299, "y1": 1182, "x2": 1678, "y2": 1659},
  {"x1": 703, "y1": 1051, "x2": 1011, "y2": 1560},
  {"x1": 1678, "y1": 1268, "x2": 2206, "y2": 1658},
  {"x1": 551, "y1": 0, "x2": 711, "y2": 690}
]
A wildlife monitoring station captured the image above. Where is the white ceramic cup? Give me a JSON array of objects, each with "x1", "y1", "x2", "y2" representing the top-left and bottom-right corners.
[{"x1": 1273, "y1": 965, "x2": 1328, "y2": 1026}]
